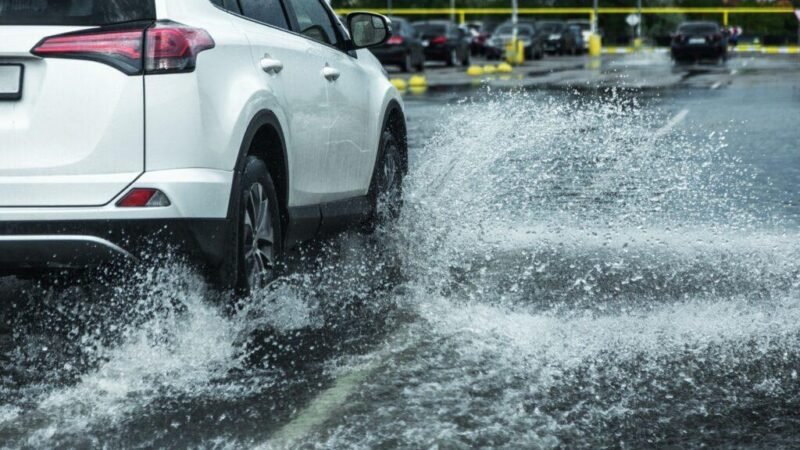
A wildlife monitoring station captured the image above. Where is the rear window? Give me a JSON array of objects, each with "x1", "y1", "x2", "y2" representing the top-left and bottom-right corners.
[
  {"x1": 678, "y1": 23, "x2": 719, "y2": 35},
  {"x1": 496, "y1": 25, "x2": 533, "y2": 36},
  {"x1": 539, "y1": 22, "x2": 565, "y2": 33},
  {"x1": 0, "y1": 0, "x2": 156, "y2": 26},
  {"x1": 415, "y1": 24, "x2": 447, "y2": 36}
]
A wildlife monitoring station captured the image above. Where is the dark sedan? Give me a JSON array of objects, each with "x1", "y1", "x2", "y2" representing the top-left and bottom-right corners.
[
  {"x1": 485, "y1": 21, "x2": 545, "y2": 60},
  {"x1": 370, "y1": 17, "x2": 425, "y2": 72},
  {"x1": 671, "y1": 21, "x2": 728, "y2": 63},
  {"x1": 412, "y1": 20, "x2": 471, "y2": 66},
  {"x1": 539, "y1": 21, "x2": 579, "y2": 55}
]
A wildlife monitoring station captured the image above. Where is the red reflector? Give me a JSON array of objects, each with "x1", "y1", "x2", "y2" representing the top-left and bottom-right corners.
[
  {"x1": 431, "y1": 36, "x2": 448, "y2": 45},
  {"x1": 117, "y1": 189, "x2": 171, "y2": 208},
  {"x1": 387, "y1": 35, "x2": 404, "y2": 45},
  {"x1": 117, "y1": 189, "x2": 156, "y2": 207}
]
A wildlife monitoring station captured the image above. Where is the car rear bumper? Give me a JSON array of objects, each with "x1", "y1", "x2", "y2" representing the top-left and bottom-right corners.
[
  {"x1": 0, "y1": 167, "x2": 234, "y2": 273},
  {"x1": 0, "y1": 168, "x2": 233, "y2": 221},
  {"x1": 671, "y1": 45, "x2": 726, "y2": 59},
  {"x1": 0, "y1": 218, "x2": 228, "y2": 273},
  {"x1": 372, "y1": 46, "x2": 408, "y2": 63}
]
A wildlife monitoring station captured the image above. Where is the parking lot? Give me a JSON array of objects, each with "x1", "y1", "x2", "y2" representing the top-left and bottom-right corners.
[{"x1": 2, "y1": 47, "x2": 800, "y2": 447}]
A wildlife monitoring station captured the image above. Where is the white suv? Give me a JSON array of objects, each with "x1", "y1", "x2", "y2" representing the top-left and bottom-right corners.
[{"x1": 0, "y1": 0, "x2": 406, "y2": 291}]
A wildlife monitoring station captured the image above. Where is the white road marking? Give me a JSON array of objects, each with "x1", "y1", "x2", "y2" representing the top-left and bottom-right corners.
[
  {"x1": 652, "y1": 108, "x2": 689, "y2": 140},
  {"x1": 260, "y1": 362, "x2": 377, "y2": 449},
  {"x1": 710, "y1": 81, "x2": 721, "y2": 90}
]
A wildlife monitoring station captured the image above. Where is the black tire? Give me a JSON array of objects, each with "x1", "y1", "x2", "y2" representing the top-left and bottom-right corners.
[
  {"x1": 365, "y1": 129, "x2": 404, "y2": 232},
  {"x1": 446, "y1": 48, "x2": 457, "y2": 67},
  {"x1": 415, "y1": 57, "x2": 425, "y2": 72},
  {"x1": 400, "y1": 52, "x2": 412, "y2": 72},
  {"x1": 215, "y1": 156, "x2": 283, "y2": 295},
  {"x1": 462, "y1": 49, "x2": 470, "y2": 66}
]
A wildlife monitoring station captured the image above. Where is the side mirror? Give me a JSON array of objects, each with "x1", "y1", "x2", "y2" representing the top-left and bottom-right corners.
[{"x1": 347, "y1": 13, "x2": 391, "y2": 49}]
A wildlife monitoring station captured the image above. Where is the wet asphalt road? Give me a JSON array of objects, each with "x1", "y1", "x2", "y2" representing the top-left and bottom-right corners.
[{"x1": 1, "y1": 53, "x2": 799, "y2": 449}]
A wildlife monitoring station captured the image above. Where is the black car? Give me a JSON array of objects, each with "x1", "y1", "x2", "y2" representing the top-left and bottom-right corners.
[
  {"x1": 412, "y1": 20, "x2": 471, "y2": 66},
  {"x1": 485, "y1": 21, "x2": 545, "y2": 60},
  {"x1": 539, "y1": 21, "x2": 579, "y2": 55},
  {"x1": 671, "y1": 21, "x2": 728, "y2": 63},
  {"x1": 370, "y1": 17, "x2": 425, "y2": 72}
]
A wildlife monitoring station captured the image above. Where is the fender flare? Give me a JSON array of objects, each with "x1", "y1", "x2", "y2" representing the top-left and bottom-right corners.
[{"x1": 226, "y1": 109, "x2": 289, "y2": 221}]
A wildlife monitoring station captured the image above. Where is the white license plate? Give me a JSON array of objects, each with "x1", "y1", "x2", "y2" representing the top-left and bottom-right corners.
[
  {"x1": 422, "y1": 40, "x2": 429, "y2": 47},
  {"x1": 688, "y1": 38, "x2": 706, "y2": 45},
  {"x1": 0, "y1": 64, "x2": 23, "y2": 100}
]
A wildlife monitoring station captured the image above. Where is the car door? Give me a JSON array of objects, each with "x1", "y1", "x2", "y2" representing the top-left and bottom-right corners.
[
  {"x1": 229, "y1": 0, "x2": 333, "y2": 206},
  {"x1": 283, "y1": 0, "x2": 373, "y2": 199}
]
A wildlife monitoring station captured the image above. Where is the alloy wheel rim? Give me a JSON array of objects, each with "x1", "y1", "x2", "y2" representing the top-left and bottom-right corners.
[
  {"x1": 376, "y1": 142, "x2": 401, "y2": 223},
  {"x1": 243, "y1": 182, "x2": 275, "y2": 288}
]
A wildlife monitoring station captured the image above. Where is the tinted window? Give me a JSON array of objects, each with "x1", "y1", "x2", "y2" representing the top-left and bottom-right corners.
[
  {"x1": 286, "y1": 0, "x2": 339, "y2": 47},
  {"x1": 0, "y1": 0, "x2": 155, "y2": 25},
  {"x1": 495, "y1": 24, "x2": 532, "y2": 36},
  {"x1": 240, "y1": 0, "x2": 289, "y2": 29},
  {"x1": 414, "y1": 24, "x2": 447, "y2": 37},
  {"x1": 539, "y1": 22, "x2": 565, "y2": 33},
  {"x1": 678, "y1": 23, "x2": 719, "y2": 35}
]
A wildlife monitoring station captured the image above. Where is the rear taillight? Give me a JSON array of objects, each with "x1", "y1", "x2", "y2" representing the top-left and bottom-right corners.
[
  {"x1": 32, "y1": 28, "x2": 145, "y2": 74},
  {"x1": 146, "y1": 22, "x2": 215, "y2": 73},
  {"x1": 31, "y1": 21, "x2": 214, "y2": 75},
  {"x1": 386, "y1": 35, "x2": 404, "y2": 45},
  {"x1": 431, "y1": 36, "x2": 448, "y2": 45}
]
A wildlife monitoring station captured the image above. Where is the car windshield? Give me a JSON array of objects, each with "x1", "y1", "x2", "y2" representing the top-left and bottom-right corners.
[
  {"x1": 569, "y1": 21, "x2": 591, "y2": 31},
  {"x1": 495, "y1": 25, "x2": 532, "y2": 36},
  {"x1": 538, "y1": 22, "x2": 565, "y2": 33},
  {"x1": 678, "y1": 23, "x2": 719, "y2": 34},
  {"x1": 0, "y1": 0, "x2": 155, "y2": 25}
]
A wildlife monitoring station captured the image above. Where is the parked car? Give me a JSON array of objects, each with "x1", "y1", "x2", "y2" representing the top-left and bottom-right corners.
[
  {"x1": 0, "y1": 0, "x2": 407, "y2": 294},
  {"x1": 567, "y1": 24, "x2": 586, "y2": 54},
  {"x1": 485, "y1": 21, "x2": 544, "y2": 60},
  {"x1": 539, "y1": 21, "x2": 579, "y2": 55},
  {"x1": 465, "y1": 21, "x2": 492, "y2": 56},
  {"x1": 671, "y1": 21, "x2": 728, "y2": 63},
  {"x1": 567, "y1": 19, "x2": 591, "y2": 52},
  {"x1": 371, "y1": 17, "x2": 425, "y2": 72},
  {"x1": 412, "y1": 20, "x2": 471, "y2": 66}
]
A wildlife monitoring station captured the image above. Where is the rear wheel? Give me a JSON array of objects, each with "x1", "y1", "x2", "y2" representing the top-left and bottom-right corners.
[
  {"x1": 216, "y1": 156, "x2": 282, "y2": 295},
  {"x1": 366, "y1": 129, "x2": 403, "y2": 231},
  {"x1": 401, "y1": 52, "x2": 412, "y2": 72},
  {"x1": 446, "y1": 48, "x2": 458, "y2": 66}
]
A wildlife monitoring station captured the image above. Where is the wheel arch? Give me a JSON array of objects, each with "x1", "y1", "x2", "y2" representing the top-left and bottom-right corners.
[
  {"x1": 381, "y1": 99, "x2": 408, "y2": 176},
  {"x1": 228, "y1": 110, "x2": 290, "y2": 229}
]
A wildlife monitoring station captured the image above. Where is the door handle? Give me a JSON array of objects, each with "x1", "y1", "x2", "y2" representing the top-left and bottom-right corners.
[
  {"x1": 322, "y1": 66, "x2": 340, "y2": 81},
  {"x1": 260, "y1": 57, "x2": 283, "y2": 74}
]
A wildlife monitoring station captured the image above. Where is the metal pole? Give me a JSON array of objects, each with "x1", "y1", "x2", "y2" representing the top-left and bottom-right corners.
[
  {"x1": 387, "y1": 0, "x2": 392, "y2": 16},
  {"x1": 636, "y1": 0, "x2": 642, "y2": 39},
  {"x1": 450, "y1": 0, "x2": 455, "y2": 22},
  {"x1": 592, "y1": 0, "x2": 598, "y2": 34},
  {"x1": 512, "y1": 0, "x2": 518, "y2": 39}
]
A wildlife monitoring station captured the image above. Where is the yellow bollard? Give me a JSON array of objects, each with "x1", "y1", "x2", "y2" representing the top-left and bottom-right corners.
[
  {"x1": 390, "y1": 78, "x2": 407, "y2": 91},
  {"x1": 588, "y1": 33, "x2": 602, "y2": 57},
  {"x1": 497, "y1": 62, "x2": 513, "y2": 73},
  {"x1": 483, "y1": 64, "x2": 497, "y2": 74},
  {"x1": 633, "y1": 38, "x2": 642, "y2": 51},
  {"x1": 408, "y1": 75, "x2": 427, "y2": 88},
  {"x1": 466, "y1": 65, "x2": 484, "y2": 77},
  {"x1": 504, "y1": 38, "x2": 525, "y2": 65}
]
